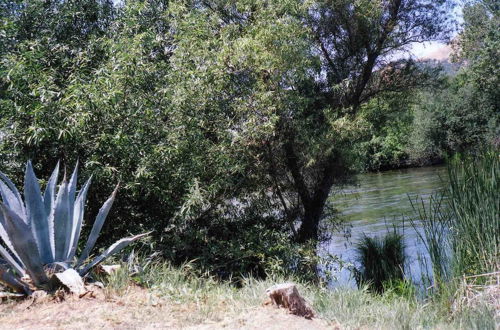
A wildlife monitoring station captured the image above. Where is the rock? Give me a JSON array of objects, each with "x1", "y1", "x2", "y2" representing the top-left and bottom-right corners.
[
  {"x1": 96, "y1": 264, "x2": 121, "y2": 275},
  {"x1": 266, "y1": 283, "x2": 315, "y2": 319},
  {"x1": 50, "y1": 269, "x2": 86, "y2": 295}
]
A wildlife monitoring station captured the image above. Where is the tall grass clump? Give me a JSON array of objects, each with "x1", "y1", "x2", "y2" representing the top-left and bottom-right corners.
[
  {"x1": 354, "y1": 231, "x2": 406, "y2": 293},
  {"x1": 412, "y1": 149, "x2": 499, "y2": 291},
  {"x1": 410, "y1": 194, "x2": 451, "y2": 288},
  {"x1": 446, "y1": 151, "x2": 499, "y2": 276}
]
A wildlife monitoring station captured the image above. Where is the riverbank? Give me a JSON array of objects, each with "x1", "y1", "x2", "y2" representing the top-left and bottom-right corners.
[
  {"x1": 1, "y1": 261, "x2": 497, "y2": 329},
  {"x1": 364, "y1": 156, "x2": 445, "y2": 173}
]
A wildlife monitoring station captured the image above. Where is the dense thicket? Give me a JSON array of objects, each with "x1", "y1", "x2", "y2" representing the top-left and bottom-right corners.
[{"x1": 0, "y1": 0, "x2": 496, "y2": 278}]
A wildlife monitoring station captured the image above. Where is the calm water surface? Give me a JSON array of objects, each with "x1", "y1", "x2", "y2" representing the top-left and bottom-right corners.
[{"x1": 324, "y1": 165, "x2": 448, "y2": 287}]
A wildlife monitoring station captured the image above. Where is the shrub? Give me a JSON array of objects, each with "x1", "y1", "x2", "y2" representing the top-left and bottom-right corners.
[{"x1": 354, "y1": 231, "x2": 406, "y2": 293}]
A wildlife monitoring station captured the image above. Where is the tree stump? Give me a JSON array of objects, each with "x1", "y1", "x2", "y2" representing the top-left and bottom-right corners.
[{"x1": 266, "y1": 283, "x2": 315, "y2": 319}]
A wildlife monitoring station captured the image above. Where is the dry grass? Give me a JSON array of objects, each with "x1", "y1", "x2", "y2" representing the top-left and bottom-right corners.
[
  {"x1": 0, "y1": 283, "x2": 331, "y2": 330},
  {"x1": 452, "y1": 271, "x2": 500, "y2": 321},
  {"x1": 0, "y1": 260, "x2": 497, "y2": 329}
]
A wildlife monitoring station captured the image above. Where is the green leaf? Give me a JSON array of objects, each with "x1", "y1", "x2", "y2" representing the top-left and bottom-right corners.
[
  {"x1": 0, "y1": 213, "x2": 25, "y2": 271},
  {"x1": 0, "y1": 172, "x2": 26, "y2": 218},
  {"x1": 0, "y1": 179, "x2": 25, "y2": 221},
  {"x1": 0, "y1": 265, "x2": 31, "y2": 295},
  {"x1": 0, "y1": 244, "x2": 25, "y2": 277},
  {"x1": 66, "y1": 162, "x2": 79, "y2": 256},
  {"x1": 43, "y1": 161, "x2": 59, "y2": 225}
]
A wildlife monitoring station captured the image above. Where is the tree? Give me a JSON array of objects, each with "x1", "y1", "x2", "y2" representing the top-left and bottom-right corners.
[{"x1": 277, "y1": 0, "x2": 455, "y2": 242}]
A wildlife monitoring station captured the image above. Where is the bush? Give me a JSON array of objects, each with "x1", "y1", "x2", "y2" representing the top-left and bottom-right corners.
[{"x1": 354, "y1": 231, "x2": 406, "y2": 293}]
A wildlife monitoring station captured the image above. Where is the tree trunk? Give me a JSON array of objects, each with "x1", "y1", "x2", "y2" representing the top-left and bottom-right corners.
[
  {"x1": 296, "y1": 202, "x2": 323, "y2": 243},
  {"x1": 283, "y1": 135, "x2": 340, "y2": 243}
]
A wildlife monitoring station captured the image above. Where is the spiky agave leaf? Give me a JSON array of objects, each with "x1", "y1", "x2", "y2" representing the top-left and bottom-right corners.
[
  {"x1": 0, "y1": 265, "x2": 31, "y2": 295},
  {"x1": 24, "y1": 161, "x2": 53, "y2": 264},
  {"x1": 0, "y1": 204, "x2": 49, "y2": 287},
  {"x1": 79, "y1": 232, "x2": 151, "y2": 276},
  {"x1": 0, "y1": 172, "x2": 26, "y2": 219},
  {"x1": 0, "y1": 213, "x2": 25, "y2": 270},
  {"x1": 0, "y1": 244, "x2": 25, "y2": 276},
  {"x1": 43, "y1": 161, "x2": 59, "y2": 256},
  {"x1": 65, "y1": 162, "x2": 79, "y2": 259},
  {"x1": 67, "y1": 177, "x2": 91, "y2": 261},
  {"x1": 52, "y1": 178, "x2": 71, "y2": 261},
  {"x1": 0, "y1": 180, "x2": 25, "y2": 221},
  {"x1": 76, "y1": 185, "x2": 119, "y2": 267}
]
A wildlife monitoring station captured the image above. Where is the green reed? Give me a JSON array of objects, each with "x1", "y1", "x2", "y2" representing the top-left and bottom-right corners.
[
  {"x1": 446, "y1": 151, "x2": 499, "y2": 277},
  {"x1": 412, "y1": 150, "x2": 499, "y2": 287}
]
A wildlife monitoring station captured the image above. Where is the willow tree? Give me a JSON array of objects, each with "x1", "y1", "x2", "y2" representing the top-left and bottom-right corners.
[
  {"x1": 285, "y1": 0, "x2": 455, "y2": 242},
  {"x1": 178, "y1": 0, "x2": 455, "y2": 243}
]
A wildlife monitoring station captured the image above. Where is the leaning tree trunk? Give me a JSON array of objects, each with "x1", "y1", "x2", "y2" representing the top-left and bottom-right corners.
[{"x1": 282, "y1": 134, "x2": 341, "y2": 243}]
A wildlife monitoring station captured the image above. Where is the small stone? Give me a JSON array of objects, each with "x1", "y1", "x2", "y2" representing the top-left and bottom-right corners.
[
  {"x1": 266, "y1": 283, "x2": 315, "y2": 319},
  {"x1": 50, "y1": 269, "x2": 86, "y2": 295},
  {"x1": 96, "y1": 264, "x2": 121, "y2": 275}
]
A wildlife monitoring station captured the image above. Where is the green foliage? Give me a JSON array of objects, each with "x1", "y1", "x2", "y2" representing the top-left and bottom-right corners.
[
  {"x1": 356, "y1": 93, "x2": 415, "y2": 171},
  {"x1": 409, "y1": 1, "x2": 499, "y2": 161},
  {"x1": 354, "y1": 231, "x2": 406, "y2": 293},
  {"x1": 410, "y1": 75, "x2": 498, "y2": 160},
  {"x1": 0, "y1": 161, "x2": 147, "y2": 294}
]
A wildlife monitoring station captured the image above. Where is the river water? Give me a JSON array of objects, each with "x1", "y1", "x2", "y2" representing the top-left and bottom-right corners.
[{"x1": 324, "y1": 165, "x2": 448, "y2": 287}]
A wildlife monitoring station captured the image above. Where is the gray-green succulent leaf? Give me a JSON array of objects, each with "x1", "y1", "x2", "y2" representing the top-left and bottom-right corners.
[{"x1": 0, "y1": 161, "x2": 148, "y2": 294}]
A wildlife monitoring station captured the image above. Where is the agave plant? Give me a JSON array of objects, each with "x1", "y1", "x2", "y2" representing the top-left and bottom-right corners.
[{"x1": 0, "y1": 161, "x2": 148, "y2": 294}]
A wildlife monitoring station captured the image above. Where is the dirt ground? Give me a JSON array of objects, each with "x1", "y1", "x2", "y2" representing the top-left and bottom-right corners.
[{"x1": 0, "y1": 288, "x2": 334, "y2": 330}]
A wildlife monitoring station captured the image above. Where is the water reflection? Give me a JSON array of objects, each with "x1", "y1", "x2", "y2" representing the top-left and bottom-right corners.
[{"x1": 324, "y1": 165, "x2": 448, "y2": 287}]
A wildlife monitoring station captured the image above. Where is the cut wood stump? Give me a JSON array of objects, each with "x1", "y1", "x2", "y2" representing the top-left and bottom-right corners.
[{"x1": 266, "y1": 283, "x2": 315, "y2": 319}]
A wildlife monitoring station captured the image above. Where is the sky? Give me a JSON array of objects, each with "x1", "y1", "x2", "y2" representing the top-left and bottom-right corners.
[
  {"x1": 411, "y1": 42, "x2": 453, "y2": 61},
  {"x1": 410, "y1": 2, "x2": 463, "y2": 61}
]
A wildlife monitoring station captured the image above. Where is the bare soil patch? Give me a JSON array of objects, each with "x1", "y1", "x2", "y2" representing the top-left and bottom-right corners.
[{"x1": 0, "y1": 287, "x2": 334, "y2": 329}]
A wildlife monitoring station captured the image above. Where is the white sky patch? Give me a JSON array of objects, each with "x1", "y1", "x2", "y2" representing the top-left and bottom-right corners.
[{"x1": 411, "y1": 41, "x2": 453, "y2": 61}]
